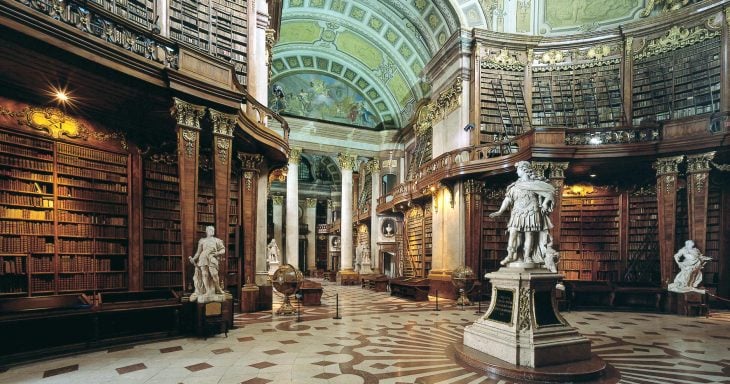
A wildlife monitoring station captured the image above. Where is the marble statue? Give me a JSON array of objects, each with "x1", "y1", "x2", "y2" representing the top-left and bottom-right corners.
[
  {"x1": 354, "y1": 243, "x2": 363, "y2": 273},
  {"x1": 189, "y1": 225, "x2": 225, "y2": 302},
  {"x1": 266, "y1": 239, "x2": 281, "y2": 275},
  {"x1": 489, "y1": 161, "x2": 557, "y2": 266},
  {"x1": 668, "y1": 240, "x2": 713, "y2": 293}
]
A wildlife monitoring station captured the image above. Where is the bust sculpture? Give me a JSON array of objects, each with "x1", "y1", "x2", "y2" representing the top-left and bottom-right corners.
[
  {"x1": 489, "y1": 161, "x2": 557, "y2": 267},
  {"x1": 668, "y1": 240, "x2": 712, "y2": 293},
  {"x1": 189, "y1": 225, "x2": 226, "y2": 302}
]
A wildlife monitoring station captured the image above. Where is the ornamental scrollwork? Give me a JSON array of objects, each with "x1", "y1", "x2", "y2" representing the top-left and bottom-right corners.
[
  {"x1": 481, "y1": 47, "x2": 525, "y2": 71},
  {"x1": 215, "y1": 137, "x2": 231, "y2": 163},
  {"x1": 653, "y1": 155, "x2": 684, "y2": 175},
  {"x1": 634, "y1": 25, "x2": 721, "y2": 61},
  {"x1": 289, "y1": 148, "x2": 302, "y2": 165},
  {"x1": 686, "y1": 152, "x2": 715, "y2": 173},
  {"x1": 172, "y1": 98, "x2": 204, "y2": 129},
  {"x1": 517, "y1": 288, "x2": 531, "y2": 331},
  {"x1": 210, "y1": 110, "x2": 236, "y2": 137},
  {"x1": 181, "y1": 129, "x2": 198, "y2": 159}
]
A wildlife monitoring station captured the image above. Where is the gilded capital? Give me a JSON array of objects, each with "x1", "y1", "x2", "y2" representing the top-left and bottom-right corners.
[
  {"x1": 210, "y1": 109, "x2": 236, "y2": 137},
  {"x1": 288, "y1": 148, "x2": 302, "y2": 165},
  {"x1": 180, "y1": 128, "x2": 198, "y2": 159},
  {"x1": 548, "y1": 162, "x2": 569, "y2": 179},
  {"x1": 686, "y1": 152, "x2": 716, "y2": 173},
  {"x1": 337, "y1": 153, "x2": 357, "y2": 171},
  {"x1": 367, "y1": 159, "x2": 381, "y2": 173},
  {"x1": 531, "y1": 161, "x2": 550, "y2": 179},
  {"x1": 237, "y1": 152, "x2": 264, "y2": 171},
  {"x1": 625, "y1": 37, "x2": 633, "y2": 60},
  {"x1": 305, "y1": 198, "x2": 318, "y2": 208},
  {"x1": 327, "y1": 199, "x2": 333, "y2": 209},
  {"x1": 272, "y1": 194, "x2": 284, "y2": 206},
  {"x1": 653, "y1": 155, "x2": 684, "y2": 176},
  {"x1": 215, "y1": 136, "x2": 231, "y2": 163},
  {"x1": 171, "y1": 98, "x2": 204, "y2": 129},
  {"x1": 463, "y1": 179, "x2": 484, "y2": 195}
]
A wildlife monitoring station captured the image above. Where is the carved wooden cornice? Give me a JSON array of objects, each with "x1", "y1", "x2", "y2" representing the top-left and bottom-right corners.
[
  {"x1": 337, "y1": 153, "x2": 357, "y2": 171},
  {"x1": 481, "y1": 48, "x2": 525, "y2": 71},
  {"x1": 288, "y1": 148, "x2": 302, "y2": 165},
  {"x1": 653, "y1": 155, "x2": 684, "y2": 175},
  {"x1": 171, "y1": 98, "x2": 204, "y2": 129},
  {"x1": 634, "y1": 24, "x2": 721, "y2": 61},
  {"x1": 210, "y1": 110, "x2": 236, "y2": 137},
  {"x1": 463, "y1": 179, "x2": 485, "y2": 195}
]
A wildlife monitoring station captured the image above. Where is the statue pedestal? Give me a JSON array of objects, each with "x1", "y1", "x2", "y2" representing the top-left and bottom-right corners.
[
  {"x1": 268, "y1": 261, "x2": 280, "y2": 275},
  {"x1": 463, "y1": 264, "x2": 592, "y2": 368},
  {"x1": 359, "y1": 261, "x2": 374, "y2": 275}
]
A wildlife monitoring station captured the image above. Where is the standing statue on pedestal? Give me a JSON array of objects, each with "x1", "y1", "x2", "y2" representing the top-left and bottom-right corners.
[
  {"x1": 668, "y1": 240, "x2": 713, "y2": 293},
  {"x1": 489, "y1": 161, "x2": 557, "y2": 267},
  {"x1": 189, "y1": 225, "x2": 226, "y2": 302},
  {"x1": 266, "y1": 239, "x2": 281, "y2": 275}
]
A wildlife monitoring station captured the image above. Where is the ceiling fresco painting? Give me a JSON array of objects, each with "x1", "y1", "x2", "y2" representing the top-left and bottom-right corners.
[{"x1": 271, "y1": 73, "x2": 382, "y2": 129}]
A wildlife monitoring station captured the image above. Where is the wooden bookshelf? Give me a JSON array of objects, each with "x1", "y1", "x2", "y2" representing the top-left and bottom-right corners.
[
  {"x1": 480, "y1": 189, "x2": 508, "y2": 278},
  {"x1": 55, "y1": 142, "x2": 129, "y2": 293},
  {"x1": 168, "y1": 0, "x2": 248, "y2": 85},
  {"x1": 423, "y1": 203, "x2": 432, "y2": 274},
  {"x1": 703, "y1": 188, "x2": 721, "y2": 294},
  {"x1": 87, "y1": 0, "x2": 157, "y2": 30},
  {"x1": 197, "y1": 169, "x2": 215, "y2": 237},
  {"x1": 632, "y1": 34, "x2": 721, "y2": 125},
  {"x1": 479, "y1": 69, "x2": 530, "y2": 141},
  {"x1": 226, "y1": 177, "x2": 240, "y2": 294},
  {"x1": 531, "y1": 61, "x2": 622, "y2": 129},
  {"x1": 142, "y1": 155, "x2": 182, "y2": 290},
  {"x1": 403, "y1": 204, "x2": 431, "y2": 278},
  {"x1": 559, "y1": 195, "x2": 621, "y2": 282},
  {"x1": 624, "y1": 190, "x2": 660, "y2": 284}
]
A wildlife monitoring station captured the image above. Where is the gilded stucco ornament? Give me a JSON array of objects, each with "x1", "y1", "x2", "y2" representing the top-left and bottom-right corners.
[
  {"x1": 540, "y1": 50, "x2": 565, "y2": 65},
  {"x1": 481, "y1": 48, "x2": 524, "y2": 71},
  {"x1": 635, "y1": 25, "x2": 720, "y2": 61},
  {"x1": 517, "y1": 288, "x2": 531, "y2": 331},
  {"x1": 215, "y1": 137, "x2": 230, "y2": 163},
  {"x1": 172, "y1": 98, "x2": 204, "y2": 129},
  {"x1": 272, "y1": 195, "x2": 285, "y2": 205},
  {"x1": 337, "y1": 153, "x2": 357, "y2": 171},
  {"x1": 181, "y1": 129, "x2": 198, "y2": 159},
  {"x1": 210, "y1": 110, "x2": 236, "y2": 137},
  {"x1": 237, "y1": 153, "x2": 263, "y2": 170},
  {"x1": 640, "y1": 0, "x2": 690, "y2": 17},
  {"x1": 288, "y1": 148, "x2": 302, "y2": 165}
]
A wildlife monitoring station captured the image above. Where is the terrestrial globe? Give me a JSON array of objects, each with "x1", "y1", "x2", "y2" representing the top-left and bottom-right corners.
[{"x1": 272, "y1": 264, "x2": 303, "y2": 315}]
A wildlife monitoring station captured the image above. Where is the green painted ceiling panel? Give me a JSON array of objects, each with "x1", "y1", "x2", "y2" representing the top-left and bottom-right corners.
[
  {"x1": 336, "y1": 31, "x2": 383, "y2": 69},
  {"x1": 279, "y1": 21, "x2": 322, "y2": 44}
]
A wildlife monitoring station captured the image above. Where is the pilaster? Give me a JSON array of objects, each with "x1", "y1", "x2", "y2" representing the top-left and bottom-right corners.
[
  {"x1": 237, "y1": 152, "x2": 264, "y2": 312},
  {"x1": 686, "y1": 152, "x2": 715, "y2": 252},
  {"x1": 654, "y1": 155, "x2": 684, "y2": 288},
  {"x1": 210, "y1": 110, "x2": 235, "y2": 286}
]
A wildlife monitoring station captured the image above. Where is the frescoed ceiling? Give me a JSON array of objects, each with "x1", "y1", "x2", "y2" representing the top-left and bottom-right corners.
[{"x1": 271, "y1": 0, "x2": 654, "y2": 130}]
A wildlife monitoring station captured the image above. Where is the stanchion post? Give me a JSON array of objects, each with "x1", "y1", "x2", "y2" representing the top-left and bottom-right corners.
[
  {"x1": 296, "y1": 293, "x2": 302, "y2": 322},
  {"x1": 333, "y1": 293, "x2": 342, "y2": 319},
  {"x1": 475, "y1": 298, "x2": 483, "y2": 314},
  {"x1": 434, "y1": 290, "x2": 440, "y2": 311}
]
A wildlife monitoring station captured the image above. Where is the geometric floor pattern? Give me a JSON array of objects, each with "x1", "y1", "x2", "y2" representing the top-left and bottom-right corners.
[{"x1": 1, "y1": 278, "x2": 729, "y2": 383}]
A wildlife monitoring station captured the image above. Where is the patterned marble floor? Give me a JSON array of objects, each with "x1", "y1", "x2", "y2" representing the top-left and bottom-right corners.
[{"x1": 1, "y1": 279, "x2": 729, "y2": 384}]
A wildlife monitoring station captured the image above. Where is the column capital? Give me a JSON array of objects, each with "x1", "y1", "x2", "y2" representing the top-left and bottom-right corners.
[
  {"x1": 548, "y1": 162, "x2": 569, "y2": 179},
  {"x1": 305, "y1": 197, "x2": 318, "y2": 208},
  {"x1": 686, "y1": 152, "x2": 716, "y2": 173},
  {"x1": 653, "y1": 155, "x2": 684, "y2": 176},
  {"x1": 531, "y1": 161, "x2": 551, "y2": 179},
  {"x1": 210, "y1": 109, "x2": 236, "y2": 137},
  {"x1": 367, "y1": 158, "x2": 381, "y2": 173},
  {"x1": 179, "y1": 128, "x2": 199, "y2": 160},
  {"x1": 171, "y1": 98, "x2": 204, "y2": 128},
  {"x1": 327, "y1": 199, "x2": 334, "y2": 209},
  {"x1": 272, "y1": 194, "x2": 284, "y2": 206},
  {"x1": 463, "y1": 179, "x2": 484, "y2": 195},
  {"x1": 238, "y1": 152, "x2": 264, "y2": 171},
  {"x1": 338, "y1": 153, "x2": 357, "y2": 170},
  {"x1": 288, "y1": 148, "x2": 302, "y2": 165}
]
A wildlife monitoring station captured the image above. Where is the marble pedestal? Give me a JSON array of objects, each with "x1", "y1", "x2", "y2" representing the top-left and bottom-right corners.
[
  {"x1": 359, "y1": 261, "x2": 374, "y2": 275},
  {"x1": 268, "y1": 261, "x2": 280, "y2": 275},
  {"x1": 463, "y1": 263, "x2": 591, "y2": 368}
]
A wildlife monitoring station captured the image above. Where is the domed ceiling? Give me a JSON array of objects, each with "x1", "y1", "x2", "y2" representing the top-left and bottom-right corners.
[{"x1": 269, "y1": 0, "x2": 653, "y2": 130}]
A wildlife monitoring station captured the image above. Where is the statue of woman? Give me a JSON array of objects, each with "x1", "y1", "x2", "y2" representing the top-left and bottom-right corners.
[
  {"x1": 489, "y1": 161, "x2": 556, "y2": 266},
  {"x1": 668, "y1": 240, "x2": 712, "y2": 292}
]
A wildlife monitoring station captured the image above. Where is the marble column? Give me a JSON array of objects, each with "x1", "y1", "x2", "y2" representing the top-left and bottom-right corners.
[
  {"x1": 286, "y1": 148, "x2": 301, "y2": 269},
  {"x1": 654, "y1": 156, "x2": 684, "y2": 288},
  {"x1": 238, "y1": 153, "x2": 264, "y2": 312},
  {"x1": 305, "y1": 197, "x2": 317, "y2": 273},
  {"x1": 171, "y1": 98, "x2": 204, "y2": 292},
  {"x1": 337, "y1": 153, "x2": 357, "y2": 284},
  {"x1": 272, "y1": 194, "x2": 284, "y2": 260},
  {"x1": 255, "y1": 162, "x2": 270, "y2": 286},
  {"x1": 369, "y1": 159, "x2": 381, "y2": 272},
  {"x1": 686, "y1": 152, "x2": 715, "y2": 252},
  {"x1": 246, "y1": 0, "x2": 270, "y2": 100}
]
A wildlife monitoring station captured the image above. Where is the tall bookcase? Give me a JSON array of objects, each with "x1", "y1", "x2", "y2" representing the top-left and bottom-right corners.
[
  {"x1": 559, "y1": 195, "x2": 621, "y2": 281},
  {"x1": 197, "y1": 169, "x2": 215, "y2": 238},
  {"x1": 87, "y1": 0, "x2": 157, "y2": 30},
  {"x1": 405, "y1": 206, "x2": 424, "y2": 277},
  {"x1": 55, "y1": 143, "x2": 129, "y2": 292},
  {"x1": 0, "y1": 130, "x2": 55, "y2": 296},
  {"x1": 703, "y1": 188, "x2": 721, "y2": 294},
  {"x1": 480, "y1": 190, "x2": 508, "y2": 278},
  {"x1": 624, "y1": 189, "x2": 660, "y2": 284},
  {"x1": 226, "y1": 176, "x2": 240, "y2": 293},
  {"x1": 478, "y1": 70, "x2": 530, "y2": 141},
  {"x1": 423, "y1": 203, "x2": 432, "y2": 274},
  {"x1": 168, "y1": 0, "x2": 248, "y2": 85},
  {"x1": 531, "y1": 61, "x2": 622, "y2": 129},
  {"x1": 632, "y1": 32, "x2": 721, "y2": 125},
  {"x1": 142, "y1": 155, "x2": 182, "y2": 290}
]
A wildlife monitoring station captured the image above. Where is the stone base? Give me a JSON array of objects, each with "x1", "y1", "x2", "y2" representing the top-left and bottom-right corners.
[
  {"x1": 453, "y1": 343, "x2": 615, "y2": 383},
  {"x1": 336, "y1": 270, "x2": 359, "y2": 286},
  {"x1": 359, "y1": 262, "x2": 374, "y2": 275},
  {"x1": 268, "y1": 261, "x2": 280, "y2": 275},
  {"x1": 463, "y1": 265, "x2": 592, "y2": 368}
]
